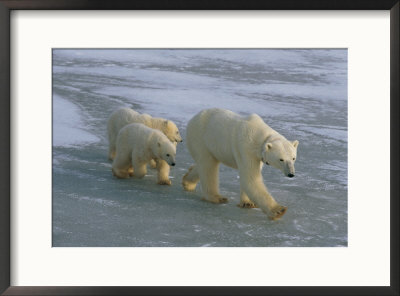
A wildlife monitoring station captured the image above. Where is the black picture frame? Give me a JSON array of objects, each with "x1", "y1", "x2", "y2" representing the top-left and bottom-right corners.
[{"x1": 0, "y1": 1, "x2": 399, "y2": 295}]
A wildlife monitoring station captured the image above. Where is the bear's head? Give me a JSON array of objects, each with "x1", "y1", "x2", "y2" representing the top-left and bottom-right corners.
[
  {"x1": 157, "y1": 140, "x2": 177, "y2": 166},
  {"x1": 261, "y1": 139, "x2": 299, "y2": 178},
  {"x1": 162, "y1": 120, "x2": 183, "y2": 144}
]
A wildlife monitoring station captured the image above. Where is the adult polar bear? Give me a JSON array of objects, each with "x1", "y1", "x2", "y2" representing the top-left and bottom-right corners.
[
  {"x1": 182, "y1": 108, "x2": 299, "y2": 220},
  {"x1": 107, "y1": 107, "x2": 182, "y2": 161}
]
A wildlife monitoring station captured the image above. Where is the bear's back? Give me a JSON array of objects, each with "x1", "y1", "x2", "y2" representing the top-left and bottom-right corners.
[
  {"x1": 119, "y1": 123, "x2": 153, "y2": 143},
  {"x1": 114, "y1": 107, "x2": 139, "y2": 121}
]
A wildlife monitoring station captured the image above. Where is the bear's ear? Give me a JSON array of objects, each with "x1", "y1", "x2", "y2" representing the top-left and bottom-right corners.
[
  {"x1": 266, "y1": 143, "x2": 273, "y2": 150},
  {"x1": 292, "y1": 140, "x2": 299, "y2": 148},
  {"x1": 164, "y1": 120, "x2": 169, "y2": 126},
  {"x1": 157, "y1": 142, "x2": 161, "y2": 147}
]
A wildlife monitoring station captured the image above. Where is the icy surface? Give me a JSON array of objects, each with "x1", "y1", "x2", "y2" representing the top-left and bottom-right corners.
[
  {"x1": 52, "y1": 49, "x2": 347, "y2": 247},
  {"x1": 53, "y1": 94, "x2": 100, "y2": 147}
]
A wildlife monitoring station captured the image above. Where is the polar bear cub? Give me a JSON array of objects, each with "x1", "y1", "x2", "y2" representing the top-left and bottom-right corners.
[
  {"x1": 107, "y1": 107, "x2": 182, "y2": 161},
  {"x1": 112, "y1": 123, "x2": 176, "y2": 185},
  {"x1": 182, "y1": 108, "x2": 299, "y2": 220}
]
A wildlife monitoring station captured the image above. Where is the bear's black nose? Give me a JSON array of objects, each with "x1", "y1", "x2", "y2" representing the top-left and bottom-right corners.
[
  {"x1": 171, "y1": 163, "x2": 175, "y2": 166},
  {"x1": 288, "y1": 173, "x2": 294, "y2": 178}
]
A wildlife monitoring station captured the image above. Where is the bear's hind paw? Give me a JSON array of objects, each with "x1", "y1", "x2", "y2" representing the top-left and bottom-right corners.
[
  {"x1": 182, "y1": 180, "x2": 197, "y2": 191},
  {"x1": 269, "y1": 205, "x2": 288, "y2": 220},
  {"x1": 237, "y1": 202, "x2": 258, "y2": 209},
  {"x1": 158, "y1": 179, "x2": 172, "y2": 185},
  {"x1": 218, "y1": 196, "x2": 228, "y2": 203},
  {"x1": 202, "y1": 195, "x2": 228, "y2": 204}
]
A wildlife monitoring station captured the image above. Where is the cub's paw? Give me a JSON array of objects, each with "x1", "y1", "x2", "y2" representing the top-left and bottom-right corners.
[
  {"x1": 237, "y1": 202, "x2": 258, "y2": 208},
  {"x1": 158, "y1": 179, "x2": 172, "y2": 186},
  {"x1": 149, "y1": 159, "x2": 157, "y2": 169},
  {"x1": 112, "y1": 168, "x2": 129, "y2": 179},
  {"x1": 128, "y1": 168, "x2": 134, "y2": 177},
  {"x1": 269, "y1": 205, "x2": 287, "y2": 220}
]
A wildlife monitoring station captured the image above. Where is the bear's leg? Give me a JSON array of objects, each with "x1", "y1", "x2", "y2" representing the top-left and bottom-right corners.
[
  {"x1": 182, "y1": 165, "x2": 200, "y2": 191},
  {"x1": 238, "y1": 190, "x2": 257, "y2": 208},
  {"x1": 108, "y1": 145, "x2": 116, "y2": 160},
  {"x1": 198, "y1": 157, "x2": 228, "y2": 204},
  {"x1": 149, "y1": 159, "x2": 157, "y2": 169},
  {"x1": 132, "y1": 162, "x2": 147, "y2": 179},
  {"x1": 108, "y1": 148, "x2": 115, "y2": 160},
  {"x1": 156, "y1": 159, "x2": 172, "y2": 185},
  {"x1": 112, "y1": 152, "x2": 131, "y2": 179},
  {"x1": 108, "y1": 130, "x2": 117, "y2": 160},
  {"x1": 239, "y1": 168, "x2": 287, "y2": 220}
]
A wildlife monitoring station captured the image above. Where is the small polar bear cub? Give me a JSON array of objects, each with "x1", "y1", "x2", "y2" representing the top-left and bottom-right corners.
[
  {"x1": 182, "y1": 108, "x2": 299, "y2": 220},
  {"x1": 107, "y1": 107, "x2": 182, "y2": 161},
  {"x1": 112, "y1": 123, "x2": 176, "y2": 185}
]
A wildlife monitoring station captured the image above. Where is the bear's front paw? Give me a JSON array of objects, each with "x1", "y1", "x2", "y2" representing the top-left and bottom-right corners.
[
  {"x1": 237, "y1": 202, "x2": 258, "y2": 208},
  {"x1": 158, "y1": 179, "x2": 172, "y2": 185},
  {"x1": 269, "y1": 205, "x2": 287, "y2": 220}
]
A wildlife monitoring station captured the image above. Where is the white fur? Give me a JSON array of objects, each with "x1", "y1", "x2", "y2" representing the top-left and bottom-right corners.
[
  {"x1": 182, "y1": 108, "x2": 299, "y2": 220},
  {"x1": 112, "y1": 123, "x2": 176, "y2": 185},
  {"x1": 107, "y1": 107, "x2": 182, "y2": 160}
]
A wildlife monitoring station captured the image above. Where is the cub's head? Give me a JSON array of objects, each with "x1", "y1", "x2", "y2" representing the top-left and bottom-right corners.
[
  {"x1": 261, "y1": 139, "x2": 299, "y2": 178},
  {"x1": 162, "y1": 120, "x2": 183, "y2": 144},
  {"x1": 157, "y1": 140, "x2": 177, "y2": 166}
]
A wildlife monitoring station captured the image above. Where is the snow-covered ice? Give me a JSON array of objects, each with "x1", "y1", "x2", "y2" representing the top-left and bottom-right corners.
[
  {"x1": 53, "y1": 94, "x2": 100, "y2": 147},
  {"x1": 52, "y1": 49, "x2": 347, "y2": 247}
]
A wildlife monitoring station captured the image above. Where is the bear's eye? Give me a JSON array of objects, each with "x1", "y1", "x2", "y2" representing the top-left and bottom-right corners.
[
  {"x1": 293, "y1": 158, "x2": 296, "y2": 160},
  {"x1": 176, "y1": 131, "x2": 179, "y2": 134},
  {"x1": 166, "y1": 154, "x2": 170, "y2": 157},
  {"x1": 280, "y1": 159, "x2": 284, "y2": 162}
]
